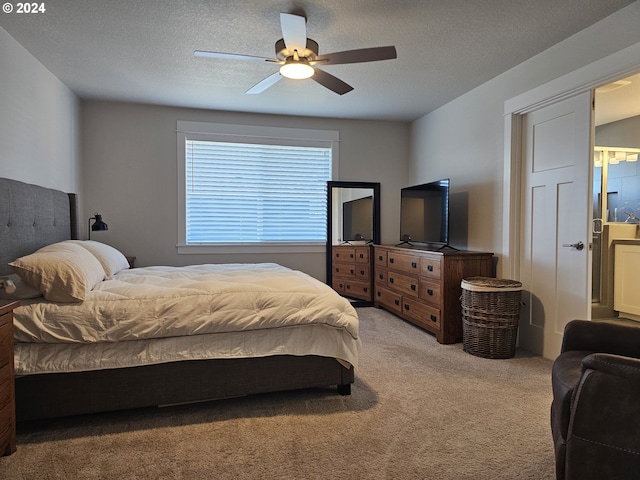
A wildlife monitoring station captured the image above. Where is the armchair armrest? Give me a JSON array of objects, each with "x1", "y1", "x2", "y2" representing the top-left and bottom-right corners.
[
  {"x1": 583, "y1": 353, "x2": 640, "y2": 381},
  {"x1": 565, "y1": 352, "x2": 640, "y2": 480},
  {"x1": 561, "y1": 320, "x2": 640, "y2": 358}
]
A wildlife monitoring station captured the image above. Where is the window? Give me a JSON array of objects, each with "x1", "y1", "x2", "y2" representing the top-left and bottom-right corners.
[{"x1": 177, "y1": 121, "x2": 339, "y2": 253}]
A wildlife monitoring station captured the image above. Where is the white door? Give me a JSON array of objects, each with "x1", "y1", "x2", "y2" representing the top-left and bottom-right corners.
[{"x1": 518, "y1": 91, "x2": 593, "y2": 359}]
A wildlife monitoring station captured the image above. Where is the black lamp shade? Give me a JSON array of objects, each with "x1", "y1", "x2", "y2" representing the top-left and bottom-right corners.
[
  {"x1": 88, "y1": 213, "x2": 108, "y2": 240},
  {"x1": 91, "y1": 214, "x2": 108, "y2": 232}
]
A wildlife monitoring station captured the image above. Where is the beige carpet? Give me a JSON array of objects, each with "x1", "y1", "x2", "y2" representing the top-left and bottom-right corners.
[{"x1": 0, "y1": 308, "x2": 556, "y2": 479}]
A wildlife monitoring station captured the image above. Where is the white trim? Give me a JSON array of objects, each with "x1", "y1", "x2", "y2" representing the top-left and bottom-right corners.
[
  {"x1": 176, "y1": 120, "x2": 340, "y2": 142},
  {"x1": 177, "y1": 243, "x2": 326, "y2": 255},
  {"x1": 502, "y1": 41, "x2": 640, "y2": 279},
  {"x1": 504, "y1": 42, "x2": 640, "y2": 115}
]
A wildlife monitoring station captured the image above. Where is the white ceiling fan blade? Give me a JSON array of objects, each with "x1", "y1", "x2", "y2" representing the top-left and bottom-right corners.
[
  {"x1": 246, "y1": 72, "x2": 283, "y2": 94},
  {"x1": 194, "y1": 50, "x2": 277, "y2": 63},
  {"x1": 311, "y1": 68, "x2": 354, "y2": 95},
  {"x1": 280, "y1": 13, "x2": 307, "y2": 52}
]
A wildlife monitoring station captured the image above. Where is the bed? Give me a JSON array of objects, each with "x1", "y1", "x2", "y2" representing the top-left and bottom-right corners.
[{"x1": 0, "y1": 177, "x2": 359, "y2": 421}]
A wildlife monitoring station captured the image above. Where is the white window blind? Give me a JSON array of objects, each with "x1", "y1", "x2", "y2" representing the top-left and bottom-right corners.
[{"x1": 185, "y1": 139, "x2": 332, "y2": 244}]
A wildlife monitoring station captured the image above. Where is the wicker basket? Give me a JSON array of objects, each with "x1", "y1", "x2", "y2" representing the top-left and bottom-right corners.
[{"x1": 461, "y1": 277, "x2": 522, "y2": 359}]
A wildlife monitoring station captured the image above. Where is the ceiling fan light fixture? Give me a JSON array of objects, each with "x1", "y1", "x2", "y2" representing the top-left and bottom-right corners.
[{"x1": 280, "y1": 60, "x2": 314, "y2": 79}]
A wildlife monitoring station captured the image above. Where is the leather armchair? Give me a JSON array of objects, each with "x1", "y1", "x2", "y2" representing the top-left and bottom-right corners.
[{"x1": 551, "y1": 320, "x2": 640, "y2": 480}]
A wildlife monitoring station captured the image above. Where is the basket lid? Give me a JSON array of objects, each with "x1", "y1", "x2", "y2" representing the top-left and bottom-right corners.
[{"x1": 461, "y1": 276, "x2": 522, "y2": 292}]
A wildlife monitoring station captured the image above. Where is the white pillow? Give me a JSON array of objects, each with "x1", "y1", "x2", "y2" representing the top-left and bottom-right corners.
[
  {"x1": 9, "y1": 242, "x2": 106, "y2": 303},
  {"x1": 66, "y1": 240, "x2": 130, "y2": 278}
]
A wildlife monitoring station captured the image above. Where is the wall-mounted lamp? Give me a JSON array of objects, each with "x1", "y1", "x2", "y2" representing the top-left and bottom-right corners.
[{"x1": 88, "y1": 213, "x2": 108, "y2": 240}]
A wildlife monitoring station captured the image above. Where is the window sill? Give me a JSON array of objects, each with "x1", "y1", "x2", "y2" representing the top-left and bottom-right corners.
[{"x1": 177, "y1": 243, "x2": 326, "y2": 255}]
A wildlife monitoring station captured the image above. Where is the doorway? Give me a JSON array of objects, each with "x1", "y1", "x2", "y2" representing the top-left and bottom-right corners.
[
  {"x1": 591, "y1": 73, "x2": 640, "y2": 320},
  {"x1": 503, "y1": 49, "x2": 640, "y2": 359}
]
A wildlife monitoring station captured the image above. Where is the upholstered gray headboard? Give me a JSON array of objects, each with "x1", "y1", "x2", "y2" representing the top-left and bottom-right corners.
[{"x1": 0, "y1": 177, "x2": 78, "y2": 275}]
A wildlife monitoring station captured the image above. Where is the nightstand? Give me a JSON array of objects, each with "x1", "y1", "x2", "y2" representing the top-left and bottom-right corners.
[{"x1": 0, "y1": 300, "x2": 18, "y2": 456}]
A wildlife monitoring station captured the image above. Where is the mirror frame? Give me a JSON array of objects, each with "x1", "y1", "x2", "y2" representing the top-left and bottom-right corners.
[{"x1": 326, "y1": 181, "x2": 381, "y2": 305}]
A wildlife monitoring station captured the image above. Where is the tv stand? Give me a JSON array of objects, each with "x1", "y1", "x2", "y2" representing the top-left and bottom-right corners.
[
  {"x1": 374, "y1": 245, "x2": 493, "y2": 344},
  {"x1": 395, "y1": 240, "x2": 414, "y2": 247}
]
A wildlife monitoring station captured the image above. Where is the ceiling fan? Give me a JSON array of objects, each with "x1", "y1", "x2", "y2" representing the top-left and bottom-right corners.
[{"x1": 194, "y1": 13, "x2": 397, "y2": 95}]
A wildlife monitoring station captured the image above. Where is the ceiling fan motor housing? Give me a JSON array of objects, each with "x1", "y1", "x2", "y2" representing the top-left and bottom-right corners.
[{"x1": 275, "y1": 38, "x2": 319, "y2": 62}]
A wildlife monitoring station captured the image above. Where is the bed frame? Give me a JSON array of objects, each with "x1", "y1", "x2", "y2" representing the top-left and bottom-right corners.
[{"x1": 0, "y1": 178, "x2": 353, "y2": 421}]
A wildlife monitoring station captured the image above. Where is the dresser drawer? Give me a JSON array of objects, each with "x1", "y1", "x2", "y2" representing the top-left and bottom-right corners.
[
  {"x1": 0, "y1": 399, "x2": 12, "y2": 447},
  {"x1": 0, "y1": 322, "x2": 11, "y2": 370},
  {"x1": 420, "y1": 256, "x2": 442, "y2": 279},
  {"x1": 354, "y1": 247, "x2": 370, "y2": 264},
  {"x1": 387, "y1": 271, "x2": 419, "y2": 298},
  {"x1": 374, "y1": 249, "x2": 388, "y2": 268},
  {"x1": 388, "y1": 252, "x2": 421, "y2": 273},
  {"x1": 420, "y1": 279, "x2": 442, "y2": 307},
  {"x1": 333, "y1": 247, "x2": 356, "y2": 263},
  {"x1": 343, "y1": 280, "x2": 371, "y2": 300},
  {"x1": 353, "y1": 264, "x2": 370, "y2": 281},
  {"x1": 402, "y1": 297, "x2": 441, "y2": 331},
  {"x1": 333, "y1": 264, "x2": 356, "y2": 277},
  {"x1": 0, "y1": 373, "x2": 10, "y2": 410},
  {"x1": 332, "y1": 278, "x2": 346, "y2": 294},
  {"x1": 375, "y1": 286, "x2": 402, "y2": 313}
]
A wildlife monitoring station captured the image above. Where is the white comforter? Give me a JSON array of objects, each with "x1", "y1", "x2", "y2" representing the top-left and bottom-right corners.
[{"x1": 13, "y1": 263, "x2": 360, "y2": 375}]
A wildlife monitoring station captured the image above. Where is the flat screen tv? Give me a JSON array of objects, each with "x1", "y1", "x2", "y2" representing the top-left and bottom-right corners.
[
  {"x1": 400, "y1": 179, "x2": 450, "y2": 246},
  {"x1": 343, "y1": 196, "x2": 373, "y2": 242}
]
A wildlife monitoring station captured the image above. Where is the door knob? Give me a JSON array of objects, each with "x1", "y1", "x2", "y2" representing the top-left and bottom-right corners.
[{"x1": 562, "y1": 241, "x2": 584, "y2": 251}]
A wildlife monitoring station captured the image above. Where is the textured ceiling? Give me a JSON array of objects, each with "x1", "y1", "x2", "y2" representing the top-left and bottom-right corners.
[{"x1": 0, "y1": 0, "x2": 636, "y2": 121}]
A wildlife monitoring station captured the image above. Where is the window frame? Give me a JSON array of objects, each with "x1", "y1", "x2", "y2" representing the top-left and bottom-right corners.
[{"x1": 176, "y1": 121, "x2": 339, "y2": 254}]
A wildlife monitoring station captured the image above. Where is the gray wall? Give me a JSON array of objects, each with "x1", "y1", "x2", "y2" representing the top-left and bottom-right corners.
[
  {"x1": 409, "y1": 1, "x2": 640, "y2": 277},
  {"x1": 0, "y1": 27, "x2": 80, "y2": 193},
  {"x1": 81, "y1": 101, "x2": 409, "y2": 280}
]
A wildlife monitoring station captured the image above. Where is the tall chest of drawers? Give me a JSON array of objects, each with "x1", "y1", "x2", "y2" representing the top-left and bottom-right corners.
[
  {"x1": 331, "y1": 245, "x2": 373, "y2": 302},
  {"x1": 0, "y1": 301, "x2": 18, "y2": 456},
  {"x1": 374, "y1": 245, "x2": 493, "y2": 344}
]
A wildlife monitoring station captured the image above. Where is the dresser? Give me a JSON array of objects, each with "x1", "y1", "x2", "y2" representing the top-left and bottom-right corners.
[
  {"x1": 374, "y1": 245, "x2": 493, "y2": 344},
  {"x1": 0, "y1": 301, "x2": 18, "y2": 456},
  {"x1": 331, "y1": 245, "x2": 373, "y2": 302}
]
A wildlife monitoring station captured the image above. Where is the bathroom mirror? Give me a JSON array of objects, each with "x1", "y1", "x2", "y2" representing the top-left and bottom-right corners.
[{"x1": 326, "y1": 181, "x2": 381, "y2": 305}]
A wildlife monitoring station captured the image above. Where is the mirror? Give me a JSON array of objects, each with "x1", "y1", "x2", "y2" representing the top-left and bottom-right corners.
[{"x1": 326, "y1": 181, "x2": 381, "y2": 306}]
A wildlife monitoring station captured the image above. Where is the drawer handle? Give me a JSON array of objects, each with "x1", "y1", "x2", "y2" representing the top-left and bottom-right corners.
[
  {"x1": 430, "y1": 314, "x2": 437, "y2": 322},
  {"x1": 378, "y1": 255, "x2": 383, "y2": 261},
  {"x1": 411, "y1": 262, "x2": 417, "y2": 269},
  {"x1": 404, "y1": 304, "x2": 410, "y2": 311},
  {"x1": 350, "y1": 269, "x2": 355, "y2": 274},
  {"x1": 427, "y1": 289, "x2": 433, "y2": 296},
  {"x1": 389, "y1": 277, "x2": 395, "y2": 284},
  {"x1": 377, "y1": 291, "x2": 381, "y2": 297},
  {"x1": 363, "y1": 287, "x2": 368, "y2": 293},
  {"x1": 346, "y1": 285, "x2": 351, "y2": 290},
  {"x1": 359, "y1": 254, "x2": 364, "y2": 259},
  {"x1": 427, "y1": 265, "x2": 434, "y2": 272},
  {"x1": 379, "y1": 274, "x2": 384, "y2": 279},
  {"x1": 359, "y1": 270, "x2": 365, "y2": 275},
  {"x1": 335, "y1": 268, "x2": 339, "y2": 273},
  {"x1": 395, "y1": 299, "x2": 400, "y2": 306},
  {"x1": 350, "y1": 254, "x2": 354, "y2": 258},
  {"x1": 411, "y1": 284, "x2": 416, "y2": 291},
  {"x1": 389, "y1": 258, "x2": 395, "y2": 264}
]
